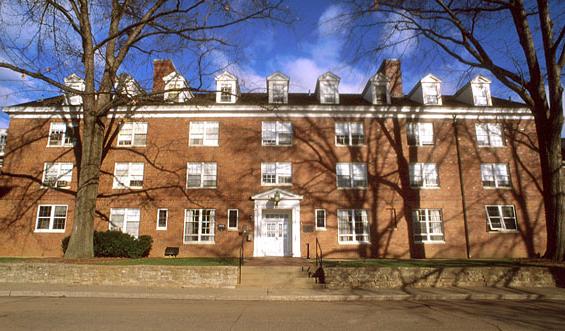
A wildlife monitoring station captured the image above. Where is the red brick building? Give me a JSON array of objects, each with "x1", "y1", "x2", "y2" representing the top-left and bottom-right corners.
[{"x1": 0, "y1": 59, "x2": 546, "y2": 258}]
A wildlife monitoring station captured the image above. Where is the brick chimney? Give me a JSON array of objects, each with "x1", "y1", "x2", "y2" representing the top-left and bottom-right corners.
[
  {"x1": 378, "y1": 59, "x2": 403, "y2": 97},
  {"x1": 152, "y1": 59, "x2": 176, "y2": 93}
]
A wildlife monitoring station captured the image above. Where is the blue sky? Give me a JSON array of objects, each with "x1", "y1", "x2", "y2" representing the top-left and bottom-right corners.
[{"x1": 0, "y1": 1, "x2": 560, "y2": 131}]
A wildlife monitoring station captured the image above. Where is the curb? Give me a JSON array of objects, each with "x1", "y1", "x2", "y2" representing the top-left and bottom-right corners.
[{"x1": 3, "y1": 290, "x2": 565, "y2": 302}]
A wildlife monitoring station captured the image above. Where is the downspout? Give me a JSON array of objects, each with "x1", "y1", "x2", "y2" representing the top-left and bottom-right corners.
[{"x1": 452, "y1": 115, "x2": 472, "y2": 259}]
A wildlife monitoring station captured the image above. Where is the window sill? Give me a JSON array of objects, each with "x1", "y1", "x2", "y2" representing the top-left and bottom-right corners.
[
  {"x1": 415, "y1": 240, "x2": 445, "y2": 244},
  {"x1": 112, "y1": 186, "x2": 143, "y2": 190},
  {"x1": 188, "y1": 144, "x2": 219, "y2": 147},
  {"x1": 46, "y1": 145, "x2": 74, "y2": 148},
  {"x1": 410, "y1": 186, "x2": 440, "y2": 190},
  {"x1": 186, "y1": 187, "x2": 217, "y2": 190},
  {"x1": 261, "y1": 144, "x2": 293, "y2": 147},
  {"x1": 227, "y1": 228, "x2": 239, "y2": 232},
  {"x1": 261, "y1": 183, "x2": 292, "y2": 187},
  {"x1": 156, "y1": 227, "x2": 167, "y2": 231},
  {"x1": 183, "y1": 241, "x2": 216, "y2": 245},
  {"x1": 338, "y1": 241, "x2": 371, "y2": 245},
  {"x1": 40, "y1": 186, "x2": 71, "y2": 190},
  {"x1": 477, "y1": 145, "x2": 506, "y2": 148},
  {"x1": 337, "y1": 187, "x2": 368, "y2": 190},
  {"x1": 408, "y1": 144, "x2": 435, "y2": 147},
  {"x1": 335, "y1": 144, "x2": 365, "y2": 147},
  {"x1": 116, "y1": 145, "x2": 147, "y2": 148},
  {"x1": 315, "y1": 228, "x2": 327, "y2": 231},
  {"x1": 488, "y1": 230, "x2": 519, "y2": 234},
  {"x1": 483, "y1": 186, "x2": 512, "y2": 190},
  {"x1": 34, "y1": 229, "x2": 65, "y2": 233}
]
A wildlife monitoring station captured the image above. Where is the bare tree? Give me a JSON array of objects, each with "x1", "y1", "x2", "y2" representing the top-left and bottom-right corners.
[
  {"x1": 340, "y1": 0, "x2": 565, "y2": 261},
  {"x1": 0, "y1": 0, "x2": 288, "y2": 258}
]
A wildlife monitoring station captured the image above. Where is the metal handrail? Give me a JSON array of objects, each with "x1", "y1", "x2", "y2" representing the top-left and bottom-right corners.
[
  {"x1": 238, "y1": 232, "x2": 244, "y2": 284},
  {"x1": 315, "y1": 237, "x2": 323, "y2": 269}
]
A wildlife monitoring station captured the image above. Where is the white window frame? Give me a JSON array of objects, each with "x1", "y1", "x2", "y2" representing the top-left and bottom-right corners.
[
  {"x1": 47, "y1": 123, "x2": 76, "y2": 147},
  {"x1": 336, "y1": 163, "x2": 368, "y2": 189},
  {"x1": 227, "y1": 209, "x2": 239, "y2": 231},
  {"x1": 184, "y1": 209, "x2": 216, "y2": 244},
  {"x1": 220, "y1": 83, "x2": 233, "y2": 103},
  {"x1": 117, "y1": 122, "x2": 148, "y2": 147},
  {"x1": 422, "y1": 83, "x2": 440, "y2": 105},
  {"x1": 374, "y1": 84, "x2": 388, "y2": 104},
  {"x1": 113, "y1": 162, "x2": 144, "y2": 189},
  {"x1": 156, "y1": 208, "x2": 168, "y2": 230},
  {"x1": 412, "y1": 209, "x2": 445, "y2": 243},
  {"x1": 407, "y1": 122, "x2": 434, "y2": 146},
  {"x1": 473, "y1": 83, "x2": 489, "y2": 106},
  {"x1": 321, "y1": 81, "x2": 338, "y2": 104},
  {"x1": 481, "y1": 163, "x2": 511, "y2": 188},
  {"x1": 186, "y1": 162, "x2": 217, "y2": 188},
  {"x1": 337, "y1": 209, "x2": 370, "y2": 244},
  {"x1": 485, "y1": 205, "x2": 518, "y2": 232},
  {"x1": 409, "y1": 163, "x2": 439, "y2": 188},
  {"x1": 271, "y1": 83, "x2": 286, "y2": 104},
  {"x1": 189, "y1": 121, "x2": 219, "y2": 146},
  {"x1": 315, "y1": 209, "x2": 327, "y2": 231},
  {"x1": 42, "y1": 162, "x2": 73, "y2": 189},
  {"x1": 109, "y1": 208, "x2": 141, "y2": 238},
  {"x1": 35, "y1": 204, "x2": 67, "y2": 233},
  {"x1": 475, "y1": 123, "x2": 504, "y2": 147},
  {"x1": 261, "y1": 162, "x2": 292, "y2": 186},
  {"x1": 335, "y1": 122, "x2": 364, "y2": 146},
  {"x1": 261, "y1": 121, "x2": 293, "y2": 146}
]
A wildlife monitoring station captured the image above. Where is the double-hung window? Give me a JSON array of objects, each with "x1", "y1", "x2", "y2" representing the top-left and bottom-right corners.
[
  {"x1": 187, "y1": 162, "x2": 217, "y2": 188},
  {"x1": 117, "y1": 122, "x2": 147, "y2": 147},
  {"x1": 481, "y1": 163, "x2": 510, "y2": 188},
  {"x1": 156, "y1": 209, "x2": 168, "y2": 230},
  {"x1": 335, "y1": 122, "x2": 364, "y2": 146},
  {"x1": 262, "y1": 122, "x2": 292, "y2": 146},
  {"x1": 322, "y1": 82, "x2": 337, "y2": 104},
  {"x1": 337, "y1": 209, "x2": 369, "y2": 243},
  {"x1": 272, "y1": 83, "x2": 286, "y2": 103},
  {"x1": 485, "y1": 205, "x2": 518, "y2": 232},
  {"x1": 407, "y1": 122, "x2": 434, "y2": 146},
  {"x1": 475, "y1": 123, "x2": 504, "y2": 147},
  {"x1": 48, "y1": 123, "x2": 76, "y2": 147},
  {"x1": 409, "y1": 163, "x2": 439, "y2": 188},
  {"x1": 189, "y1": 121, "x2": 219, "y2": 146},
  {"x1": 35, "y1": 205, "x2": 67, "y2": 233},
  {"x1": 374, "y1": 85, "x2": 387, "y2": 104},
  {"x1": 315, "y1": 209, "x2": 327, "y2": 230},
  {"x1": 220, "y1": 84, "x2": 232, "y2": 103},
  {"x1": 474, "y1": 84, "x2": 489, "y2": 106},
  {"x1": 184, "y1": 209, "x2": 215, "y2": 243},
  {"x1": 336, "y1": 163, "x2": 367, "y2": 188},
  {"x1": 113, "y1": 162, "x2": 144, "y2": 189},
  {"x1": 109, "y1": 208, "x2": 140, "y2": 238},
  {"x1": 261, "y1": 162, "x2": 292, "y2": 185},
  {"x1": 412, "y1": 209, "x2": 444, "y2": 243},
  {"x1": 227, "y1": 209, "x2": 238, "y2": 230},
  {"x1": 423, "y1": 83, "x2": 440, "y2": 105},
  {"x1": 42, "y1": 162, "x2": 73, "y2": 188}
]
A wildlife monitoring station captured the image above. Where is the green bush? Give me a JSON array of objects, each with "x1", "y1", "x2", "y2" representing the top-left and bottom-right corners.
[{"x1": 62, "y1": 231, "x2": 153, "y2": 258}]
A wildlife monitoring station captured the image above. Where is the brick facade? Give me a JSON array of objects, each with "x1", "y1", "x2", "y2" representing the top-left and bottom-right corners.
[{"x1": 0, "y1": 113, "x2": 546, "y2": 258}]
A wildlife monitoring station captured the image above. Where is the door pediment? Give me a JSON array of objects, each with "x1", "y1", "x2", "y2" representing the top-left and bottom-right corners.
[{"x1": 251, "y1": 188, "x2": 303, "y2": 200}]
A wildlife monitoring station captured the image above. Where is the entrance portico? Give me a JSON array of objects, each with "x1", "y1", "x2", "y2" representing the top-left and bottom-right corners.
[{"x1": 251, "y1": 188, "x2": 303, "y2": 257}]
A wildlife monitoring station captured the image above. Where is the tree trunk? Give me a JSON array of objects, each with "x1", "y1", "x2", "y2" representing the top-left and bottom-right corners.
[
  {"x1": 536, "y1": 103, "x2": 565, "y2": 261},
  {"x1": 64, "y1": 113, "x2": 105, "y2": 259}
]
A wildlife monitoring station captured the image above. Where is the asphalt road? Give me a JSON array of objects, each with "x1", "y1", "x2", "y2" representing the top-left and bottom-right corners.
[{"x1": 0, "y1": 297, "x2": 564, "y2": 330}]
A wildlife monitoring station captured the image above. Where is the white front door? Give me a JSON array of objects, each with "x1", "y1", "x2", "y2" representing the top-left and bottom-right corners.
[{"x1": 261, "y1": 211, "x2": 291, "y2": 256}]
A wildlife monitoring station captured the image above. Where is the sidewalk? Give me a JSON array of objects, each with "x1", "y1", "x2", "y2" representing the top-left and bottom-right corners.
[{"x1": 1, "y1": 283, "x2": 565, "y2": 301}]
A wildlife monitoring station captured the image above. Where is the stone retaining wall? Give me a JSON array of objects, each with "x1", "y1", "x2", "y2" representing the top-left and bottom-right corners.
[
  {"x1": 324, "y1": 266, "x2": 565, "y2": 289},
  {"x1": 0, "y1": 263, "x2": 238, "y2": 288}
]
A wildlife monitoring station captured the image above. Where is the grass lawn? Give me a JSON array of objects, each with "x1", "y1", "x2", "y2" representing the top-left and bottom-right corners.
[{"x1": 0, "y1": 257, "x2": 239, "y2": 266}]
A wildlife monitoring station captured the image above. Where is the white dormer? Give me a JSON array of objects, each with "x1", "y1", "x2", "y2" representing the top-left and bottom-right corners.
[
  {"x1": 115, "y1": 74, "x2": 144, "y2": 98},
  {"x1": 63, "y1": 73, "x2": 85, "y2": 105},
  {"x1": 215, "y1": 71, "x2": 239, "y2": 104},
  {"x1": 267, "y1": 72, "x2": 289, "y2": 104},
  {"x1": 315, "y1": 72, "x2": 340, "y2": 104},
  {"x1": 163, "y1": 71, "x2": 192, "y2": 103},
  {"x1": 454, "y1": 75, "x2": 492, "y2": 106},
  {"x1": 409, "y1": 74, "x2": 442, "y2": 106},
  {"x1": 362, "y1": 72, "x2": 390, "y2": 105}
]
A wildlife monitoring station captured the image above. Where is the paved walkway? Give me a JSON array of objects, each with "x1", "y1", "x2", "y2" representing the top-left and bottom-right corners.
[{"x1": 1, "y1": 283, "x2": 564, "y2": 301}]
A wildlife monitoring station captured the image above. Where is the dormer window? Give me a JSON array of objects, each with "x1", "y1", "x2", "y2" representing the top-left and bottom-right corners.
[
  {"x1": 215, "y1": 71, "x2": 239, "y2": 104},
  {"x1": 220, "y1": 84, "x2": 232, "y2": 103},
  {"x1": 267, "y1": 72, "x2": 289, "y2": 104},
  {"x1": 375, "y1": 85, "x2": 387, "y2": 104},
  {"x1": 63, "y1": 74, "x2": 85, "y2": 106},
  {"x1": 454, "y1": 75, "x2": 492, "y2": 106},
  {"x1": 163, "y1": 72, "x2": 192, "y2": 103},
  {"x1": 362, "y1": 72, "x2": 390, "y2": 105},
  {"x1": 423, "y1": 83, "x2": 440, "y2": 105},
  {"x1": 316, "y1": 72, "x2": 340, "y2": 105},
  {"x1": 409, "y1": 74, "x2": 442, "y2": 106}
]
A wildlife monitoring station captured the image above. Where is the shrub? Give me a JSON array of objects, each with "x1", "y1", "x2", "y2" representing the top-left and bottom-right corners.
[{"x1": 62, "y1": 231, "x2": 153, "y2": 258}]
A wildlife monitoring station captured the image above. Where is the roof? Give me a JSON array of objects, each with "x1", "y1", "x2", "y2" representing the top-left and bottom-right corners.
[{"x1": 4, "y1": 93, "x2": 527, "y2": 109}]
